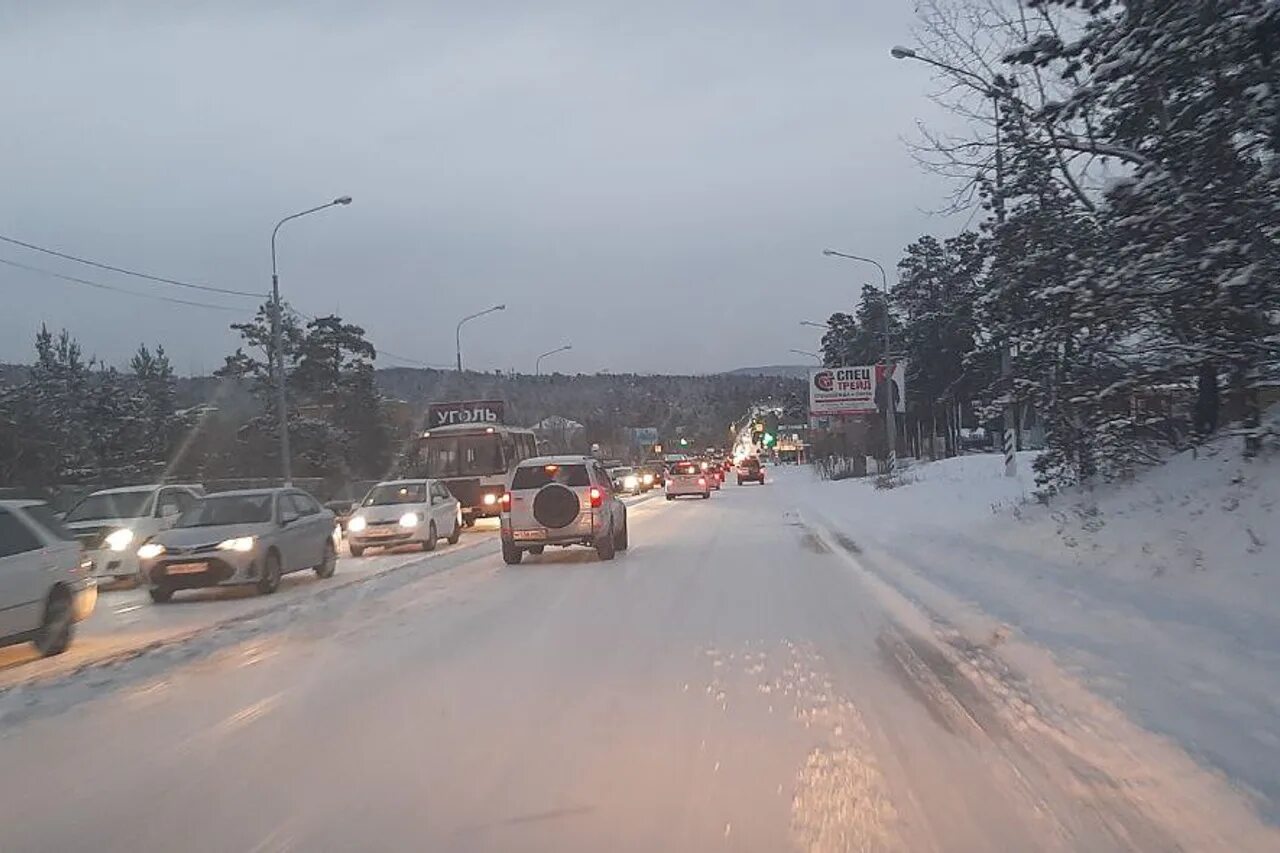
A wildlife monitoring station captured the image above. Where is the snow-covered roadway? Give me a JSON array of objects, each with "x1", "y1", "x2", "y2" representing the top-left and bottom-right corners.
[{"x1": 0, "y1": 479, "x2": 1273, "y2": 851}]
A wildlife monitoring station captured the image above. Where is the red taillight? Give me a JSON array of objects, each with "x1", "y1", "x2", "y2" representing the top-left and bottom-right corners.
[
  {"x1": 698, "y1": 477, "x2": 706, "y2": 486},
  {"x1": 499, "y1": 491, "x2": 511, "y2": 511},
  {"x1": 589, "y1": 487, "x2": 603, "y2": 508}
]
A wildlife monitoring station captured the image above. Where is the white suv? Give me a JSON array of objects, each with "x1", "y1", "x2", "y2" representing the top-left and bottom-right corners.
[
  {"x1": 63, "y1": 484, "x2": 204, "y2": 583},
  {"x1": 499, "y1": 456, "x2": 628, "y2": 564}
]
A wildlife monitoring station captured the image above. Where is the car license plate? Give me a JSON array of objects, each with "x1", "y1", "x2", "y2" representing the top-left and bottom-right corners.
[
  {"x1": 512, "y1": 529, "x2": 546, "y2": 541},
  {"x1": 166, "y1": 561, "x2": 207, "y2": 575},
  {"x1": 366, "y1": 527, "x2": 395, "y2": 537}
]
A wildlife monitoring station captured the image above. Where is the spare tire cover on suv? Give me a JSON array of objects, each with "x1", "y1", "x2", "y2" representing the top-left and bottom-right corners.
[{"x1": 533, "y1": 484, "x2": 580, "y2": 529}]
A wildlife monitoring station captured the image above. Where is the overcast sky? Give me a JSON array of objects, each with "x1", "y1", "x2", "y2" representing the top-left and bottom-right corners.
[{"x1": 0, "y1": 1, "x2": 961, "y2": 376}]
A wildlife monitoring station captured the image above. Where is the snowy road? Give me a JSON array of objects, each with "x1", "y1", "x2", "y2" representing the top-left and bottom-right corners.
[{"x1": 0, "y1": 478, "x2": 1274, "y2": 851}]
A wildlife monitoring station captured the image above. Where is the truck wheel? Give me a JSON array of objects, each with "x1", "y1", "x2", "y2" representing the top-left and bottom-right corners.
[
  {"x1": 528, "y1": 545, "x2": 545, "y2": 555},
  {"x1": 502, "y1": 541, "x2": 523, "y2": 565},
  {"x1": 149, "y1": 585, "x2": 174, "y2": 604},
  {"x1": 349, "y1": 543, "x2": 365, "y2": 557}
]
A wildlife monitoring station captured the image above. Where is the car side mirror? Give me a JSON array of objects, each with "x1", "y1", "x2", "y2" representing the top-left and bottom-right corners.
[{"x1": 280, "y1": 514, "x2": 298, "y2": 526}]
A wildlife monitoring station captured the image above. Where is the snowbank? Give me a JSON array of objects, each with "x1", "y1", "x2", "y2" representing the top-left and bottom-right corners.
[{"x1": 776, "y1": 443, "x2": 1280, "y2": 821}]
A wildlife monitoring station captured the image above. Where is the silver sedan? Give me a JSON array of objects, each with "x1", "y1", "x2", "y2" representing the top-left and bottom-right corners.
[{"x1": 137, "y1": 488, "x2": 337, "y2": 603}]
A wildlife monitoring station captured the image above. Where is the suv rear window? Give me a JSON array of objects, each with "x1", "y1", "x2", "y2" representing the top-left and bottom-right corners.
[
  {"x1": 671, "y1": 462, "x2": 699, "y2": 475},
  {"x1": 512, "y1": 463, "x2": 590, "y2": 489}
]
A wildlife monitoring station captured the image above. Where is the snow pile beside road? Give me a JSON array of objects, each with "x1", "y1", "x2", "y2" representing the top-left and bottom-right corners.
[{"x1": 777, "y1": 443, "x2": 1280, "y2": 820}]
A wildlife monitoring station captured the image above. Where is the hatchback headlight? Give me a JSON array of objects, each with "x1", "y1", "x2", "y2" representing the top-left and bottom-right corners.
[
  {"x1": 217, "y1": 536, "x2": 256, "y2": 552},
  {"x1": 348, "y1": 516, "x2": 367, "y2": 533},
  {"x1": 105, "y1": 528, "x2": 135, "y2": 552},
  {"x1": 137, "y1": 543, "x2": 166, "y2": 560},
  {"x1": 399, "y1": 512, "x2": 420, "y2": 528}
]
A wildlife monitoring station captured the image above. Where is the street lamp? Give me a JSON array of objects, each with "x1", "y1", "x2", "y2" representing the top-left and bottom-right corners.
[
  {"x1": 789, "y1": 349, "x2": 821, "y2": 363},
  {"x1": 535, "y1": 344, "x2": 572, "y2": 375},
  {"x1": 455, "y1": 304, "x2": 506, "y2": 372},
  {"x1": 270, "y1": 195, "x2": 352, "y2": 485},
  {"x1": 892, "y1": 44, "x2": 1016, "y2": 477},
  {"x1": 822, "y1": 249, "x2": 898, "y2": 476}
]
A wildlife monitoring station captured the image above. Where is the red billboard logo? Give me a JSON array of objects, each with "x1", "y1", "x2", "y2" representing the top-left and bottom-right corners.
[{"x1": 813, "y1": 371, "x2": 835, "y2": 392}]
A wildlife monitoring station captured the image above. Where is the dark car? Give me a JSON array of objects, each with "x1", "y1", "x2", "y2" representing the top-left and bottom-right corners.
[{"x1": 736, "y1": 457, "x2": 765, "y2": 485}]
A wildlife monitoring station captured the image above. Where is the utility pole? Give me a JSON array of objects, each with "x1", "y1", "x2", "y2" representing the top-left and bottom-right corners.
[
  {"x1": 269, "y1": 196, "x2": 352, "y2": 485},
  {"x1": 822, "y1": 250, "x2": 897, "y2": 476},
  {"x1": 892, "y1": 44, "x2": 1017, "y2": 478}
]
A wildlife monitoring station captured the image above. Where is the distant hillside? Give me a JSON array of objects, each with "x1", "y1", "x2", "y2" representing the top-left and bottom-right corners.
[{"x1": 723, "y1": 364, "x2": 814, "y2": 380}]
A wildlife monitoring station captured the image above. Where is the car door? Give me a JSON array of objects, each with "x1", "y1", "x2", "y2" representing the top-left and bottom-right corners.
[
  {"x1": 274, "y1": 493, "x2": 305, "y2": 572},
  {"x1": 288, "y1": 493, "x2": 325, "y2": 569},
  {"x1": 0, "y1": 508, "x2": 51, "y2": 639},
  {"x1": 430, "y1": 482, "x2": 456, "y2": 534}
]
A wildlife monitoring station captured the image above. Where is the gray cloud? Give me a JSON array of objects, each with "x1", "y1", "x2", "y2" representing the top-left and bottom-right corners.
[{"x1": 1, "y1": 1, "x2": 961, "y2": 375}]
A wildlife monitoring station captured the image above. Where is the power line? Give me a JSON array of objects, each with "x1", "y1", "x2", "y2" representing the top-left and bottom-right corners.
[
  {"x1": 0, "y1": 233, "x2": 265, "y2": 298},
  {"x1": 0, "y1": 256, "x2": 248, "y2": 313}
]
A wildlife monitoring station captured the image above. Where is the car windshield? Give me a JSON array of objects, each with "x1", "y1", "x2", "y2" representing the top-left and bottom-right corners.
[
  {"x1": 511, "y1": 464, "x2": 590, "y2": 489},
  {"x1": 65, "y1": 490, "x2": 154, "y2": 522},
  {"x1": 363, "y1": 483, "x2": 426, "y2": 506},
  {"x1": 176, "y1": 494, "x2": 273, "y2": 527},
  {"x1": 23, "y1": 504, "x2": 75, "y2": 541},
  {"x1": 609, "y1": 468, "x2": 633, "y2": 478}
]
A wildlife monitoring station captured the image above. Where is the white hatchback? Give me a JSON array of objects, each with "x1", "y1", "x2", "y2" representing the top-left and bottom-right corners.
[
  {"x1": 347, "y1": 479, "x2": 463, "y2": 556},
  {"x1": 665, "y1": 460, "x2": 711, "y2": 500}
]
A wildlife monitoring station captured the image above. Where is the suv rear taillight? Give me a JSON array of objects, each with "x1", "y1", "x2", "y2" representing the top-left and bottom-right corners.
[
  {"x1": 697, "y1": 477, "x2": 706, "y2": 487},
  {"x1": 589, "y1": 487, "x2": 603, "y2": 508},
  {"x1": 499, "y1": 491, "x2": 512, "y2": 511}
]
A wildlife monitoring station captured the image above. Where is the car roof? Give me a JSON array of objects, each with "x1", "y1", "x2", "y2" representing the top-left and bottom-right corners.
[
  {"x1": 88, "y1": 483, "x2": 202, "y2": 496},
  {"x1": 518, "y1": 455, "x2": 593, "y2": 467},
  {"x1": 372, "y1": 478, "x2": 430, "y2": 486},
  {"x1": 204, "y1": 488, "x2": 286, "y2": 498}
]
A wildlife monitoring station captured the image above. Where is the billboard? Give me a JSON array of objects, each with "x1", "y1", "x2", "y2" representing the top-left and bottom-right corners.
[
  {"x1": 808, "y1": 364, "x2": 906, "y2": 416},
  {"x1": 626, "y1": 427, "x2": 660, "y2": 447},
  {"x1": 426, "y1": 399, "x2": 505, "y2": 428}
]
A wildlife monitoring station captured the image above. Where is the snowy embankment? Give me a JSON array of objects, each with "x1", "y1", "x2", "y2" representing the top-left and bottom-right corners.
[{"x1": 777, "y1": 441, "x2": 1280, "y2": 821}]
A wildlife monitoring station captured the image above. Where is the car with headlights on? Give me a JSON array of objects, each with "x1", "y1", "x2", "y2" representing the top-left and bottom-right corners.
[
  {"x1": 499, "y1": 456, "x2": 628, "y2": 564},
  {"x1": 137, "y1": 488, "x2": 336, "y2": 603},
  {"x1": 0, "y1": 500, "x2": 97, "y2": 656},
  {"x1": 63, "y1": 484, "x2": 204, "y2": 585},
  {"x1": 607, "y1": 466, "x2": 642, "y2": 496},
  {"x1": 638, "y1": 462, "x2": 665, "y2": 490},
  {"x1": 346, "y1": 479, "x2": 462, "y2": 556},
  {"x1": 665, "y1": 460, "x2": 710, "y2": 500}
]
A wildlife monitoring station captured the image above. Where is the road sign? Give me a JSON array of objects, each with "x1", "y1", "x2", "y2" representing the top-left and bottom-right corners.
[{"x1": 426, "y1": 400, "x2": 505, "y2": 428}]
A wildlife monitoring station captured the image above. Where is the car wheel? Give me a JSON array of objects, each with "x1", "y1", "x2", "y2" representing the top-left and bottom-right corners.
[
  {"x1": 257, "y1": 551, "x2": 282, "y2": 595},
  {"x1": 149, "y1": 585, "x2": 174, "y2": 604},
  {"x1": 703, "y1": 492, "x2": 710, "y2": 499},
  {"x1": 314, "y1": 539, "x2": 337, "y2": 579},
  {"x1": 463, "y1": 516, "x2": 476, "y2": 528},
  {"x1": 349, "y1": 543, "x2": 365, "y2": 557},
  {"x1": 737, "y1": 478, "x2": 744, "y2": 485},
  {"x1": 616, "y1": 516, "x2": 629, "y2": 552},
  {"x1": 423, "y1": 521, "x2": 438, "y2": 552},
  {"x1": 528, "y1": 545, "x2": 545, "y2": 555},
  {"x1": 447, "y1": 515, "x2": 462, "y2": 545},
  {"x1": 596, "y1": 525, "x2": 617, "y2": 561},
  {"x1": 502, "y1": 541, "x2": 523, "y2": 565},
  {"x1": 665, "y1": 494, "x2": 674, "y2": 501},
  {"x1": 33, "y1": 589, "x2": 73, "y2": 657}
]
